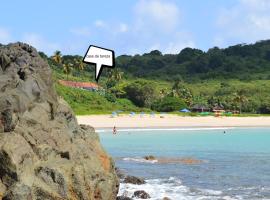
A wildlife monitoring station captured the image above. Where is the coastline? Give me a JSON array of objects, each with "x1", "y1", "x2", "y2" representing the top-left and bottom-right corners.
[{"x1": 77, "y1": 114, "x2": 270, "y2": 129}]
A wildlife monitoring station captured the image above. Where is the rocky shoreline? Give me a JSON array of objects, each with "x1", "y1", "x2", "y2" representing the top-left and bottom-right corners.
[{"x1": 116, "y1": 167, "x2": 171, "y2": 200}]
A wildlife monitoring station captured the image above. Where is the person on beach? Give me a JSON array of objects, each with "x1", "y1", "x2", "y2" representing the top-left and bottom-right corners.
[{"x1": 113, "y1": 126, "x2": 117, "y2": 135}]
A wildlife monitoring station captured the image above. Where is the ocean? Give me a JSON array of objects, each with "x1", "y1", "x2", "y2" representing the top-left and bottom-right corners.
[{"x1": 98, "y1": 128, "x2": 270, "y2": 200}]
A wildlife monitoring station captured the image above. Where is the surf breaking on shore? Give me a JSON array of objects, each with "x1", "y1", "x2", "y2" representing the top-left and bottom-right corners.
[{"x1": 118, "y1": 177, "x2": 265, "y2": 200}]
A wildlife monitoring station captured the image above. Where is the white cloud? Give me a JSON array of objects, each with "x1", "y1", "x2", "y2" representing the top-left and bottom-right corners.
[
  {"x1": 240, "y1": 0, "x2": 270, "y2": 10},
  {"x1": 70, "y1": 27, "x2": 91, "y2": 37},
  {"x1": 76, "y1": 1, "x2": 194, "y2": 55},
  {"x1": 94, "y1": 20, "x2": 106, "y2": 28},
  {"x1": 124, "y1": 0, "x2": 195, "y2": 54},
  {"x1": 119, "y1": 23, "x2": 128, "y2": 33},
  {"x1": 0, "y1": 28, "x2": 12, "y2": 44},
  {"x1": 22, "y1": 33, "x2": 60, "y2": 55},
  {"x1": 134, "y1": 0, "x2": 181, "y2": 33},
  {"x1": 216, "y1": 0, "x2": 270, "y2": 44}
]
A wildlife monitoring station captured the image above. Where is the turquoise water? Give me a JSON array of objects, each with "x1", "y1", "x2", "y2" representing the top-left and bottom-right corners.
[{"x1": 98, "y1": 128, "x2": 270, "y2": 199}]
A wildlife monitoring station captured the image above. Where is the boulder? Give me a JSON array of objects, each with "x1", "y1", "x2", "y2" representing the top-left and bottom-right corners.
[
  {"x1": 162, "y1": 197, "x2": 171, "y2": 200},
  {"x1": 123, "y1": 176, "x2": 145, "y2": 185},
  {"x1": 132, "y1": 190, "x2": 150, "y2": 199},
  {"x1": 116, "y1": 196, "x2": 133, "y2": 200},
  {"x1": 0, "y1": 43, "x2": 119, "y2": 199},
  {"x1": 143, "y1": 155, "x2": 156, "y2": 160}
]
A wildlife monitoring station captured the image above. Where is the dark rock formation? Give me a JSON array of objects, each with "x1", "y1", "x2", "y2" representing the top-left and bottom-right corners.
[
  {"x1": 123, "y1": 176, "x2": 145, "y2": 185},
  {"x1": 132, "y1": 190, "x2": 150, "y2": 199},
  {"x1": 0, "y1": 43, "x2": 119, "y2": 199},
  {"x1": 116, "y1": 196, "x2": 133, "y2": 200},
  {"x1": 143, "y1": 155, "x2": 156, "y2": 161}
]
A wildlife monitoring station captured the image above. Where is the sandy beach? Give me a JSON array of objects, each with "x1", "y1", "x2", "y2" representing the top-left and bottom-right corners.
[{"x1": 77, "y1": 114, "x2": 270, "y2": 129}]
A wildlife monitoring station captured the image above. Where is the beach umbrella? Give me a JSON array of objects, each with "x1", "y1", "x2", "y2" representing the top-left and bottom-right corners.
[
  {"x1": 111, "y1": 111, "x2": 117, "y2": 118},
  {"x1": 180, "y1": 108, "x2": 190, "y2": 113},
  {"x1": 129, "y1": 112, "x2": 135, "y2": 117}
]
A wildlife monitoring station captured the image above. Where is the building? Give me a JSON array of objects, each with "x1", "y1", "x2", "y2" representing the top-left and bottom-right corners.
[
  {"x1": 58, "y1": 80, "x2": 101, "y2": 91},
  {"x1": 191, "y1": 104, "x2": 210, "y2": 112},
  {"x1": 212, "y1": 105, "x2": 225, "y2": 117}
]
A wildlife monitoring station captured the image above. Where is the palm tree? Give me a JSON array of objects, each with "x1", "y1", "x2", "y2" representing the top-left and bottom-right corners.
[
  {"x1": 52, "y1": 51, "x2": 62, "y2": 64},
  {"x1": 63, "y1": 63, "x2": 73, "y2": 80},
  {"x1": 113, "y1": 68, "x2": 123, "y2": 81},
  {"x1": 171, "y1": 80, "x2": 193, "y2": 105},
  {"x1": 159, "y1": 88, "x2": 169, "y2": 98},
  {"x1": 233, "y1": 91, "x2": 248, "y2": 113},
  {"x1": 106, "y1": 68, "x2": 124, "y2": 89},
  {"x1": 172, "y1": 79, "x2": 181, "y2": 93},
  {"x1": 75, "y1": 58, "x2": 85, "y2": 71},
  {"x1": 108, "y1": 68, "x2": 123, "y2": 82}
]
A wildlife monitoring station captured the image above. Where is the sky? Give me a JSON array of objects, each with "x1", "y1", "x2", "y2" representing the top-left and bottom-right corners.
[{"x1": 1, "y1": 0, "x2": 270, "y2": 56}]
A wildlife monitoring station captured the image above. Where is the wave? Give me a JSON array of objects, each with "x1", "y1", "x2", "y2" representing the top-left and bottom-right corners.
[
  {"x1": 123, "y1": 157, "x2": 158, "y2": 164},
  {"x1": 121, "y1": 156, "x2": 204, "y2": 164},
  {"x1": 97, "y1": 127, "x2": 234, "y2": 133},
  {"x1": 118, "y1": 177, "x2": 237, "y2": 200}
]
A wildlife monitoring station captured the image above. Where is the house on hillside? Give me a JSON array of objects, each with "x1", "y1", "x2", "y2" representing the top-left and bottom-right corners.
[{"x1": 59, "y1": 80, "x2": 101, "y2": 91}]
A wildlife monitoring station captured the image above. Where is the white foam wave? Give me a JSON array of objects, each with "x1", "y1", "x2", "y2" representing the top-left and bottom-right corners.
[
  {"x1": 123, "y1": 157, "x2": 158, "y2": 164},
  {"x1": 118, "y1": 177, "x2": 239, "y2": 200},
  {"x1": 97, "y1": 127, "x2": 234, "y2": 133}
]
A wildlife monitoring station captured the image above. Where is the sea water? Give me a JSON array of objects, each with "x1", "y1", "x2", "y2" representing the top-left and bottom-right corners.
[{"x1": 98, "y1": 128, "x2": 270, "y2": 200}]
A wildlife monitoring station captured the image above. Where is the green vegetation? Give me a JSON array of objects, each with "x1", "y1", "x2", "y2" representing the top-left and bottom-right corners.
[
  {"x1": 117, "y1": 40, "x2": 270, "y2": 81},
  {"x1": 55, "y1": 84, "x2": 141, "y2": 115},
  {"x1": 152, "y1": 97, "x2": 187, "y2": 112},
  {"x1": 40, "y1": 40, "x2": 270, "y2": 115}
]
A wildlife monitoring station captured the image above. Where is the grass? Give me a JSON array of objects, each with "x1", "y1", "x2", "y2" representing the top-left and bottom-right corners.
[{"x1": 55, "y1": 83, "x2": 149, "y2": 115}]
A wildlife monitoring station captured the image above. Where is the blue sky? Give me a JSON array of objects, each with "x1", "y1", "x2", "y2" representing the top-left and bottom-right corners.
[{"x1": 1, "y1": 0, "x2": 270, "y2": 56}]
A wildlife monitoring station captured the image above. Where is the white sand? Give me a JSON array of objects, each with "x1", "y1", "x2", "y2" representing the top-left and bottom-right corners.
[{"x1": 77, "y1": 114, "x2": 270, "y2": 129}]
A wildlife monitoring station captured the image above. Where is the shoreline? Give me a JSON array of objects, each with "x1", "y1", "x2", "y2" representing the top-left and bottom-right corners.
[{"x1": 77, "y1": 115, "x2": 270, "y2": 129}]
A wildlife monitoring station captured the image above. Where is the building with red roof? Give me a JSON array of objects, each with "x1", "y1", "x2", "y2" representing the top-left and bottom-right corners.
[{"x1": 58, "y1": 80, "x2": 101, "y2": 91}]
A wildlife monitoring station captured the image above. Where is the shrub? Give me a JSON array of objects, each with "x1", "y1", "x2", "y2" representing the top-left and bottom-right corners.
[
  {"x1": 105, "y1": 92, "x2": 117, "y2": 102},
  {"x1": 124, "y1": 80, "x2": 157, "y2": 107},
  {"x1": 151, "y1": 97, "x2": 187, "y2": 112}
]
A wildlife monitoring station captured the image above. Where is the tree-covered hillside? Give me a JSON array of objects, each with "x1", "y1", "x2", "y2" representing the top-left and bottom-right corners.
[
  {"x1": 117, "y1": 40, "x2": 270, "y2": 81},
  {"x1": 39, "y1": 40, "x2": 270, "y2": 115}
]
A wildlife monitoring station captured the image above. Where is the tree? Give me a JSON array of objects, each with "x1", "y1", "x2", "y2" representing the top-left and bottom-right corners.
[
  {"x1": 259, "y1": 98, "x2": 270, "y2": 114},
  {"x1": 75, "y1": 58, "x2": 85, "y2": 71},
  {"x1": 151, "y1": 97, "x2": 187, "y2": 112},
  {"x1": 52, "y1": 51, "x2": 62, "y2": 65},
  {"x1": 176, "y1": 48, "x2": 203, "y2": 64},
  {"x1": 159, "y1": 88, "x2": 169, "y2": 98},
  {"x1": 171, "y1": 80, "x2": 193, "y2": 106},
  {"x1": 233, "y1": 91, "x2": 248, "y2": 113},
  {"x1": 124, "y1": 80, "x2": 157, "y2": 107},
  {"x1": 63, "y1": 63, "x2": 73, "y2": 80},
  {"x1": 106, "y1": 68, "x2": 124, "y2": 89}
]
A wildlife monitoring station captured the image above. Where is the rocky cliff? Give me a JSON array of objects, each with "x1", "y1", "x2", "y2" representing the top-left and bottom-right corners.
[{"x1": 0, "y1": 43, "x2": 119, "y2": 200}]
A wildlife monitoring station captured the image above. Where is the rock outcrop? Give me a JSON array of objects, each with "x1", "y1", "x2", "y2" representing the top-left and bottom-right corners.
[
  {"x1": 132, "y1": 190, "x2": 150, "y2": 199},
  {"x1": 0, "y1": 43, "x2": 119, "y2": 199},
  {"x1": 116, "y1": 196, "x2": 132, "y2": 200},
  {"x1": 123, "y1": 176, "x2": 145, "y2": 185}
]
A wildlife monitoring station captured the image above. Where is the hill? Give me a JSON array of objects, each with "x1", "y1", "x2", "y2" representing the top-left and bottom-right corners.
[
  {"x1": 116, "y1": 40, "x2": 270, "y2": 82},
  {"x1": 38, "y1": 40, "x2": 270, "y2": 115}
]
